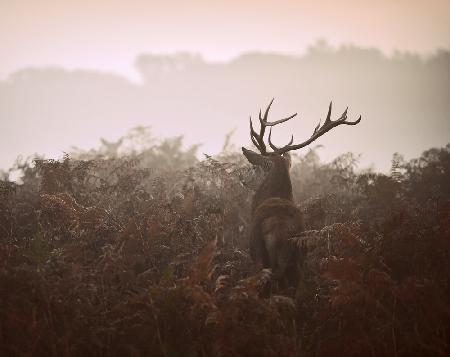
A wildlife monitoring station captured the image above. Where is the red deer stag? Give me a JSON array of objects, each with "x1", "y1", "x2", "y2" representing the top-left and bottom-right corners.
[{"x1": 242, "y1": 99, "x2": 361, "y2": 283}]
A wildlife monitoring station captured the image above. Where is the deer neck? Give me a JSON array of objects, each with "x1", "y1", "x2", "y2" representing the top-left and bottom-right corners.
[{"x1": 252, "y1": 159, "x2": 293, "y2": 214}]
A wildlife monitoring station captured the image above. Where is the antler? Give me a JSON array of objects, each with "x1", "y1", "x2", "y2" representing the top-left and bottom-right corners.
[
  {"x1": 249, "y1": 98, "x2": 297, "y2": 155},
  {"x1": 269, "y1": 101, "x2": 361, "y2": 155},
  {"x1": 248, "y1": 100, "x2": 361, "y2": 155}
]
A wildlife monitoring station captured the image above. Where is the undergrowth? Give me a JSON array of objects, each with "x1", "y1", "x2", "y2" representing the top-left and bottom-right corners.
[{"x1": 0, "y1": 136, "x2": 449, "y2": 356}]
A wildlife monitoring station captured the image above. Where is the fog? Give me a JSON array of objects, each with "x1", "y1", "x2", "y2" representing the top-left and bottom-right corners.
[{"x1": 1, "y1": 42, "x2": 449, "y2": 172}]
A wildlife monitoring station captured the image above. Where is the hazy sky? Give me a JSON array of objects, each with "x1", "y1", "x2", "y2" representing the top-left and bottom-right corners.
[
  {"x1": 0, "y1": 0, "x2": 449, "y2": 174},
  {"x1": 1, "y1": 0, "x2": 449, "y2": 80}
]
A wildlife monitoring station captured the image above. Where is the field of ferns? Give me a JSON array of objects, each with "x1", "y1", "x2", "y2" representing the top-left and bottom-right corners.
[{"x1": 1, "y1": 129, "x2": 449, "y2": 356}]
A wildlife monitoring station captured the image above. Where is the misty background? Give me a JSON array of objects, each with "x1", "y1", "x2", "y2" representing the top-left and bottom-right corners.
[
  {"x1": 1, "y1": 1, "x2": 449, "y2": 172},
  {"x1": 1, "y1": 42, "x2": 449, "y2": 172}
]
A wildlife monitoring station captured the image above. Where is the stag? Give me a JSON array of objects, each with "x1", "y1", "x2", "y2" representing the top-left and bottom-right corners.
[{"x1": 243, "y1": 99, "x2": 361, "y2": 283}]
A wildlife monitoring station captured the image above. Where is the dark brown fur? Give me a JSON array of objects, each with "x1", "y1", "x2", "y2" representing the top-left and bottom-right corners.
[
  {"x1": 243, "y1": 149, "x2": 304, "y2": 278},
  {"x1": 249, "y1": 198, "x2": 303, "y2": 275},
  {"x1": 250, "y1": 155, "x2": 293, "y2": 213}
]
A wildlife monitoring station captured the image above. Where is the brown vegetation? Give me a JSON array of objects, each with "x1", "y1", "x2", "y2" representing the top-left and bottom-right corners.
[{"x1": 0, "y1": 135, "x2": 449, "y2": 356}]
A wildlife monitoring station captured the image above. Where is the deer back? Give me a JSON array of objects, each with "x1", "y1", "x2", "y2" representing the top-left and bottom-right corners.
[{"x1": 249, "y1": 197, "x2": 303, "y2": 275}]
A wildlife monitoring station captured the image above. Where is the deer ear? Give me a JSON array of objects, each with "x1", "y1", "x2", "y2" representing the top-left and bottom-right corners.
[{"x1": 242, "y1": 147, "x2": 270, "y2": 167}]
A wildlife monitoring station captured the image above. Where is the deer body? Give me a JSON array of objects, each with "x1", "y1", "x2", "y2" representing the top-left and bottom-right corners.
[
  {"x1": 242, "y1": 99, "x2": 361, "y2": 281},
  {"x1": 250, "y1": 197, "x2": 302, "y2": 276},
  {"x1": 243, "y1": 149, "x2": 302, "y2": 278}
]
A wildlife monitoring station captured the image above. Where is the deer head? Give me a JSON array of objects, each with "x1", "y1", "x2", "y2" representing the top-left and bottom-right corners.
[{"x1": 243, "y1": 99, "x2": 361, "y2": 284}]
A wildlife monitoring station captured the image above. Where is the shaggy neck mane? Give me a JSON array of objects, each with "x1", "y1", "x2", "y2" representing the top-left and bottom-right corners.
[{"x1": 251, "y1": 158, "x2": 293, "y2": 214}]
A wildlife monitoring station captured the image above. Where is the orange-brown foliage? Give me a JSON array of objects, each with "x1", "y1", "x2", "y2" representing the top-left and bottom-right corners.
[{"x1": 0, "y1": 142, "x2": 449, "y2": 356}]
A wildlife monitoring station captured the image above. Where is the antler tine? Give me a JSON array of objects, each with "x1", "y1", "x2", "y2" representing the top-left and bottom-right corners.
[
  {"x1": 250, "y1": 132, "x2": 262, "y2": 151},
  {"x1": 265, "y1": 112, "x2": 298, "y2": 126},
  {"x1": 344, "y1": 114, "x2": 362, "y2": 125},
  {"x1": 333, "y1": 105, "x2": 361, "y2": 125},
  {"x1": 324, "y1": 101, "x2": 333, "y2": 123},
  {"x1": 261, "y1": 98, "x2": 274, "y2": 122},
  {"x1": 250, "y1": 116, "x2": 265, "y2": 153},
  {"x1": 268, "y1": 128, "x2": 293, "y2": 152},
  {"x1": 271, "y1": 102, "x2": 362, "y2": 155},
  {"x1": 247, "y1": 98, "x2": 299, "y2": 155},
  {"x1": 258, "y1": 98, "x2": 274, "y2": 141},
  {"x1": 340, "y1": 107, "x2": 361, "y2": 125},
  {"x1": 268, "y1": 128, "x2": 278, "y2": 151}
]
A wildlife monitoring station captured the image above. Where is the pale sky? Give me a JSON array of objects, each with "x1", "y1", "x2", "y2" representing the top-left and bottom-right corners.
[
  {"x1": 1, "y1": 0, "x2": 449, "y2": 80},
  {"x1": 0, "y1": 0, "x2": 449, "y2": 174}
]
